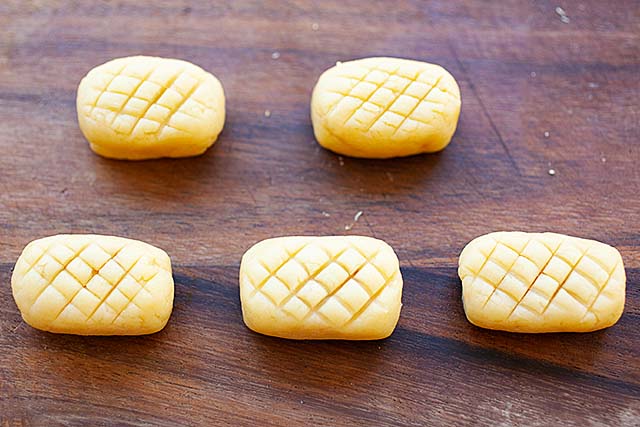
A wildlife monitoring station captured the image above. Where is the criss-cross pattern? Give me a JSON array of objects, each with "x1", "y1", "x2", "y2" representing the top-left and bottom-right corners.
[
  {"x1": 82, "y1": 59, "x2": 211, "y2": 138},
  {"x1": 462, "y1": 235, "x2": 621, "y2": 323},
  {"x1": 322, "y1": 61, "x2": 458, "y2": 134},
  {"x1": 245, "y1": 239, "x2": 399, "y2": 327},
  {"x1": 14, "y1": 236, "x2": 171, "y2": 328}
]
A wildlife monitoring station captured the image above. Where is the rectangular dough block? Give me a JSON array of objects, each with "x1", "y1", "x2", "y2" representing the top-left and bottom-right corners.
[
  {"x1": 11, "y1": 234, "x2": 174, "y2": 335},
  {"x1": 311, "y1": 57, "x2": 461, "y2": 158},
  {"x1": 239, "y1": 236, "x2": 403, "y2": 340},
  {"x1": 77, "y1": 56, "x2": 225, "y2": 160},
  {"x1": 459, "y1": 232, "x2": 626, "y2": 333}
]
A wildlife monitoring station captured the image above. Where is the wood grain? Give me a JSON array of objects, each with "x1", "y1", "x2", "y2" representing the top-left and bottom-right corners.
[{"x1": 0, "y1": 1, "x2": 638, "y2": 425}]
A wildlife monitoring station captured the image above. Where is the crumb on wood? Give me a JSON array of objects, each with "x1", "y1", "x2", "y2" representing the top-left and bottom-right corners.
[
  {"x1": 271, "y1": 51, "x2": 280, "y2": 60},
  {"x1": 544, "y1": 131, "x2": 550, "y2": 138},
  {"x1": 264, "y1": 110, "x2": 271, "y2": 118},
  {"x1": 530, "y1": 71, "x2": 537, "y2": 77},
  {"x1": 344, "y1": 210, "x2": 363, "y2": 230},
  {"x1": 338, "y1": 156, "x2": 344, "y2": 166},
  {"x1": 555, "y1": 6, "x2": 570, "y2": 23},
  {"x1": 321, "y1": 211, "x2": 330, "y2": 217},
  {"x1": 311, "y1": 23, "x2": 319, "y2": 31},
  {"x1": 548, "y1": 168, "x2": 556, "y2": 176}
]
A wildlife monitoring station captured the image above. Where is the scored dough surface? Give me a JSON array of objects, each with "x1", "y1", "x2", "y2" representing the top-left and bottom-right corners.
[
  {"x1": 239, "y1": 236, "x2": 403, "y2": 340},
  {"x1": 311, "y1": 57, "x2": 461, "y2": 158},
  {"x1": 77, "y1": 56, "x2": 225, "y2": 160},
  {"x1": 12, "y1": 234, "x2": 174, "y2": 335},
  {"x1": 458, "y1": 232, "x2": 625, "y2": 333}
]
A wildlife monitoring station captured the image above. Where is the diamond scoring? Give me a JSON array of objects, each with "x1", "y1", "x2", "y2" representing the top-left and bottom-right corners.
[
  {"x1": 15, "y1": 237, "x2": 171, "y2": 328},
  {"x1": 462, "y1": 234, "x2": 620, "y2": 322},
  {"x1": 247, "y1": 240, "x2": 397, "y2": 327},
  {"x1": 323, "y1": 62, "x2": 456, "y2": 134},
  {"x1": 85, "y1": 60, "x2": 209, "y2": 138}
]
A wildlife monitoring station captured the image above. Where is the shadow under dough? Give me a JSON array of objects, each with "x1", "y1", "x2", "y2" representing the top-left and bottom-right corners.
[
  {"x1": 315, "y1": 145, "x2": 452, "y2": 197},
  {"x1": 245, "y1": 332, "x2": 394, "y2": 389},
  {"x1": 88, "y1": 140, "x2": 226, "y2": 202}
]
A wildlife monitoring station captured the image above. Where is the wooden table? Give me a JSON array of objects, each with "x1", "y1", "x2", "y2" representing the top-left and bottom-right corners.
[{"x1": 1, "y1": 1, "x2": 638, "y2": 425}]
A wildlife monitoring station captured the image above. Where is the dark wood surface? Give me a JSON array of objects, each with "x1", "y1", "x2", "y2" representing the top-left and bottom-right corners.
[{"x1": 1, "y1": 1, "x2": 639, "y2": 426}]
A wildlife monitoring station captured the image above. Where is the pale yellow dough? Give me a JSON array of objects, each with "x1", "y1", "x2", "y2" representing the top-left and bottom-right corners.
[
  {"x1": 11, "y1": 234, "x2": 174, "y2": 335},
  {"x1": 239, "y1": 236, "x2": 403, "y2": 340},
  {"x1": 77, "y1": 56, "x2": 225, "y2": 160},
  {"x1": 311, "y1": 57, "x2": 461, "y2": 158},
  {"x1": 459, "y1": 232, "x2": 626, "y2": 333}
]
